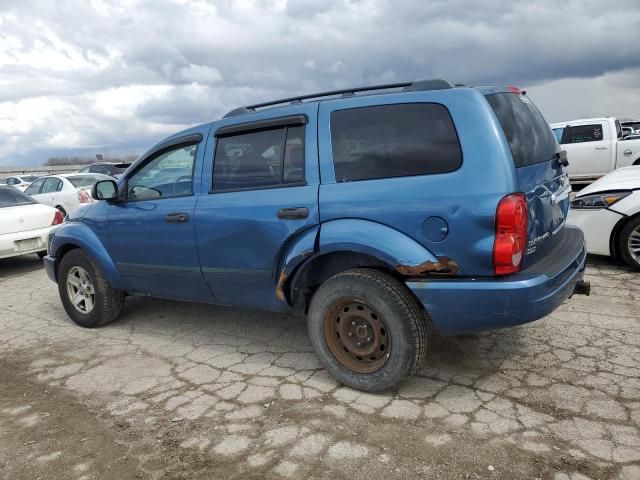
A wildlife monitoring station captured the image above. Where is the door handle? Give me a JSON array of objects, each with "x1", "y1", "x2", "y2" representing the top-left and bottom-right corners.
[
  {"x1": 165, "y1": 212, "x2": 189, "y2": 223},
  {"x1": 595, "y1": 146, "x2": 608, "y2": 150},
  {"x1": 277, "y1": 207, "x2": 309, "y2": 220}
]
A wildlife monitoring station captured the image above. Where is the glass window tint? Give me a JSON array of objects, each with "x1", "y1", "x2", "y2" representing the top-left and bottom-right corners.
[
  {"x1": 41, "y1": 178, "x2": 61, "y2": 194},
  {"x1": 0, "y1": 187, "x2": 35, "y2": 207},
  {"x1": 67, "y1": 175, "x2": 105, "y2": 188},
  {"x1": 7, "y1": 177, "x2": 20, "y2": 185},
  {"x1": 213, "y1": 125, "x2": 306, "y2": 191},
  {"x1": 553, "y1": 128, "x2": 564, "y2": 143},
  {"x1": 25, "y1": 178, "x2": 45, "y2": 195},
  {"x1": 127, "y1": 144, "x2": 196, "y2": 201},
  {"x1": 487, "y1": 93, "x2": 559, "y2": 167},
  {"x1": 330, "y1": 103, "x2": 462, "y2": 182},
  {"x1": 564, "y1": 124, "x2": 604, "y2": 144}
]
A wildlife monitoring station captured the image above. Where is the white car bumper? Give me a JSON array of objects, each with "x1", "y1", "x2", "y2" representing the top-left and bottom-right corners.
[
  {"x1": 0, "y1": 225, "x2": 56, "y2": 259},
  {"x1": 567, "y1": 208, "x2": 624, "y2": 257}
]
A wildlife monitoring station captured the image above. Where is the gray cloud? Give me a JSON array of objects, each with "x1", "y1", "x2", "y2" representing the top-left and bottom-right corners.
[{"x1": 1, "y1": 0, "x2": 639, "y2": 165}]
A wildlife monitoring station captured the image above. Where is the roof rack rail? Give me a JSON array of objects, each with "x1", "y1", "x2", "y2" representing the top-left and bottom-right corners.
[{"x1": 223, "y1": 78, "x2": 454, "y2": 118}]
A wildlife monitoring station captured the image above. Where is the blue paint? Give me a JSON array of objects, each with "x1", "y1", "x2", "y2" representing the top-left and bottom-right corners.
[{"x1": 44, "y1": 85, "x2": 586, "y2": 336}]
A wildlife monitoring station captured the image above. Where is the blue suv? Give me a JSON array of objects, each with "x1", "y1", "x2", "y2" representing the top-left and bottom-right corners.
[{"x1": 44, "y1": 79, "x2": 589, "y2": 392}]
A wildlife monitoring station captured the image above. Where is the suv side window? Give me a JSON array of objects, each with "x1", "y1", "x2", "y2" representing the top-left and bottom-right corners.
[
  {"x1": 126, "y1": 144, "x2": 197, "y2": 201},
  {"x1": 25, "y1": 178, "x2": 45, "y2": 195},
  {"x1": 563, "y1": 124, "x2": 604, "y2": 144},
  {"x1": 330, "y1": 103, "x2": 462, "y2": 182},
  {"x1": 213, "y1": 125, "x2": 306, "y2": 192}
]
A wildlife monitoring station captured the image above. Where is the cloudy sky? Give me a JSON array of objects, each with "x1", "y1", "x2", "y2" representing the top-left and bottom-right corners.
[{"x1": 1, "y1": 0, "x2": 640, "y2": 166}]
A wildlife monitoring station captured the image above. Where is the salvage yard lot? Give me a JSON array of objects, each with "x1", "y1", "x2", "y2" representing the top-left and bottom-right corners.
[{"x1": 0, "y1": 256, "x2": 639, "y2": 480}]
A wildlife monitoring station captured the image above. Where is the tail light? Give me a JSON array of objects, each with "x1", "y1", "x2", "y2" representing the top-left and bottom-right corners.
[
  {"x1": 78, "y1": 189, "x2": 92, "y2": 204},
  {"x1": 52, "y1": 210, "x2": 64, "y2": 226},
  {"x1": 493, "y1": 193, "x2": 527, "y2": 276}
]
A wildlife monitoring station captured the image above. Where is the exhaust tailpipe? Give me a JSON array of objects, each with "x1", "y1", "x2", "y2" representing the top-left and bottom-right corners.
[{"x1": 573, "y1": 280, "x2": 591, "y2": 296}]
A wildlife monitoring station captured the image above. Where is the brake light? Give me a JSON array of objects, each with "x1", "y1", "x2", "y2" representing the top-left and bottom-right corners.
[
  {"x1": 493, "y1": 193, "x2": 527, "y2": 276},
  {"x1": 52, "y1": 210, "x2": 64, "y2": 226},
  {"x1": 78, "y1": 189, "x2": 92, "y2": 204}
]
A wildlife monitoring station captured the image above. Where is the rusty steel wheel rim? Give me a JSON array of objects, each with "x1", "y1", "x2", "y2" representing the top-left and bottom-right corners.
[{"x1": 323, "y1": 300, "x2": 391, "y2": 374}]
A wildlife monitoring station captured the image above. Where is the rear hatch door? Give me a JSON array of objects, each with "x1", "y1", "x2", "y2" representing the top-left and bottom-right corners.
[{"x1": 486, "y1": 91, "x2": 572, "y2": 266}]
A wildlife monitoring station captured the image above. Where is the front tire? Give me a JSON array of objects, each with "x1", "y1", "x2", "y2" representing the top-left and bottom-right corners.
[
  {"x1": 308, "y1": 268, "x2": 428, "y2": 392},
  {"x1": 58, "y1": 249, "x2": 125, "y2": 328},
  {"x1": 618, "y1": 216, "x2": 640, "y2": 270}
]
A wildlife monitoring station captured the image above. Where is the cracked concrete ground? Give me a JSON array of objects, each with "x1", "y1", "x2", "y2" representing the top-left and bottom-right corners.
[{"x1": 0, "y1": 255, "x2": 639, "y2": 480}]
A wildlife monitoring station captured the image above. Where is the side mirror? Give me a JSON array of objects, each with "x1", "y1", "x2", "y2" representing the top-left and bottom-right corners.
[{"x1": 92, "y1": 179, "x2": 118, "y2": 201}]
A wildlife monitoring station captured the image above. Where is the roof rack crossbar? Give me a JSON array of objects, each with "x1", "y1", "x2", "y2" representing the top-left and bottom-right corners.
[{"x1": 223, "y1": 78, "x2": 453, "y2": 118}]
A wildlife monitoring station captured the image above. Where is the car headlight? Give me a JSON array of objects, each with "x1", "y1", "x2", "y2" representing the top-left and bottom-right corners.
[{"x1": 570, "y1": 191, "x2": 631, "y2": 209}]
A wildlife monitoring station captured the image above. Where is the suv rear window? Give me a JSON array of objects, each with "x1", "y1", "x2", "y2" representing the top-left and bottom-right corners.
[
  {"x1": 330, "y1": 103, "x2": 462, "y2": 182},
  {"x1": 486, "y1": 93, "x2": 558, "y2": 168}
]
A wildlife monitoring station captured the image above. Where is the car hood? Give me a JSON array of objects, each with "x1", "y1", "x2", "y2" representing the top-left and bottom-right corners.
[{"x1": 577, "y1": 166, "x2": 640, "y2": 197}]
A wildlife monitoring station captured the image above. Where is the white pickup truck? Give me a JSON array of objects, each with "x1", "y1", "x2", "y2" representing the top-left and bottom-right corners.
[{"x1": 551, "y1": 117, "x2": 640, "y2": 184}]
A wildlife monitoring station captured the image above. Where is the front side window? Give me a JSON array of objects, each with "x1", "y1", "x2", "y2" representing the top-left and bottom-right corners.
[
  {"x1": 25, "y1": 178, "x2": 45, "y2": 195},
  {"x1": 126, "y1": 144, "x2": 196, "y2": 201},
  {"x1": 564, "y1": 124, "x2": 604, "y2": 144},
  {"x1": 330, "y1": 103, "x2": 462, "y2": 182},
  {"x1": 213, "y1": 125, "x2": 306, "y2": 191}
]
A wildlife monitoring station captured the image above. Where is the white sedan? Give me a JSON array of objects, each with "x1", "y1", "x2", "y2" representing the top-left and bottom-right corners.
[
  {"x1": 0, "y1": 175, "x2": 41, "y2": 191},
  {"x1": 0, "y1": 186, "x2": 63, "y2": 259},
  {"x1": 24, "y1": 173, "x2": 112, "y2": 216},
  {"x1": 568, "y1": 166, "x2": 640, "y2": 270}
]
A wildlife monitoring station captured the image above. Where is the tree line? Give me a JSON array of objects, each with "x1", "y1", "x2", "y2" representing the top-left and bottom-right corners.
[{"x1": 44, "y1": 154, "x2": 138, "y2": 166}]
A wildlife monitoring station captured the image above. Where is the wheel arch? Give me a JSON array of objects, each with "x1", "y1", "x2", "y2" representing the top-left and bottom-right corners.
[
  {"x1": 609, "y1": 211, "x2": 640, "y2": 261},
  {"x1": 49, "y1": 223, "x2": 125, "y2": 289},
  {"x1": 280, "y1": 219, "x2": 459, "y2": 311}
]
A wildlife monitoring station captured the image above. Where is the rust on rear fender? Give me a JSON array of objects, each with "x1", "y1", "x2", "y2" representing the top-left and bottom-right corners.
[{"x1": 395, "y1": 256, "x2": 459, "y2": 277}]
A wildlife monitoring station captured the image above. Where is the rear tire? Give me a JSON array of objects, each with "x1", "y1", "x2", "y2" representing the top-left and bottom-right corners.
[
  {"x1": 618, "y1": 216, "x2": 640, "y2": 270},
  {"x1": 308, "y1": 268, "x2": 428, "y2": 392},
  {"x1": 58, "y1": 249, "x2": 125, "y2": 328}
]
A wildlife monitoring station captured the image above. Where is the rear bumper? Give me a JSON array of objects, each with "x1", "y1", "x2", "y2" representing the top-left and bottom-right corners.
[
  {"x1": 407, "y1": 226, "x2": 587, "y2": 336},
  {"x1": 0, "y1": 226, "x2": 54, "y2": 260}
]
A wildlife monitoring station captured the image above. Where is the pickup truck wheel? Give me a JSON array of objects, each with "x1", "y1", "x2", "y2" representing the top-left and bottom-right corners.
[
  {"x1": 618, "y1": 216, "x2": 640, "y2": 270},
  {"x1": 308, "y1": 268, "x2": 427, "y2": 392},
  {"x1": 58, "y1": 249, "x2": 125, "y2": 328}
]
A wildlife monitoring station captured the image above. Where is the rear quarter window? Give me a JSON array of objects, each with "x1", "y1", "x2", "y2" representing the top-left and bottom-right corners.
[
  {"x1": 486, "y1": 93, "x2": 559, "y2": 168},
  {"x1": 563, "y1": 124, "x2": 604, "y2": 144},
  {"x1": 330, "y1": 103, "x2": 462, "y2": 182}
]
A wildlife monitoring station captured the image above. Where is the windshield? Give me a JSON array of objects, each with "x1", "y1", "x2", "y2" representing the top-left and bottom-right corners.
[
  {"x1": 486, "y1": 92, "x2": 560, "y2": 168},
  {"x1": 67, "y1": 175, "x2": 106, "y2": 188},
  {"x1": 0, "y1": 187, "x2": 36, "y2": 207}
]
